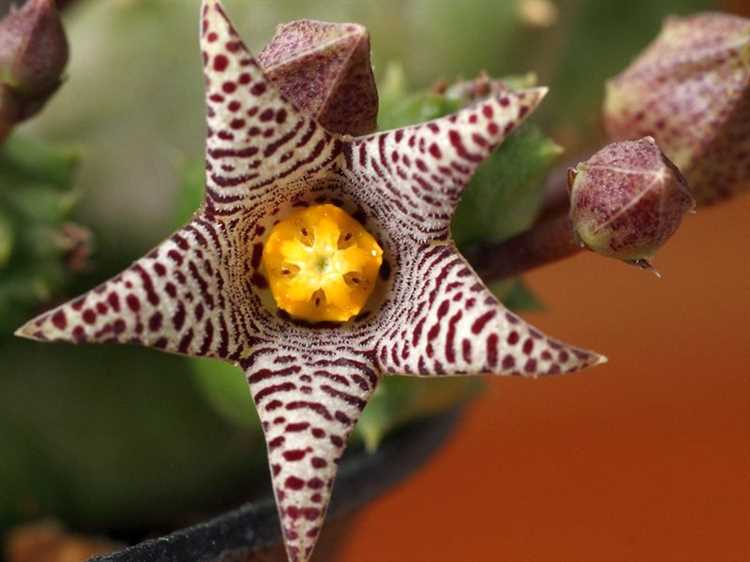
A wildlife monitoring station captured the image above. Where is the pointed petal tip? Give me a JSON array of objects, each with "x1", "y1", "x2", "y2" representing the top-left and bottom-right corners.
[
  {"x1": 201, "y1": 0, "x2": 231, "y2": 26},
  {"x1": 578, "y1": 348, "x2": 608, "y2": 371},
  {"x1": 13, "y1": 316, "x2": 50, "y2": 343},
  {"x1": 13, "y1": 321, "x2": 35, "y2": 340},
  {"x1": 522, "y1": 85, "x2": 549, "y2": 109}
]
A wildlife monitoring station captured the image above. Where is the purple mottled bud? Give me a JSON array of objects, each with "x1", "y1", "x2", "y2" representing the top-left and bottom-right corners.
[
  {"x1": 258, "y1": 20, "x2": 378, "y2": 136},
  {"x1": 57, "y1": 222, "x2": 93, "y2": 273},
  {"x1": 444, "y1": 71, "x2": 508, "y2": 101},
  {"x1": 604, "y1": 13, "x2": 750, "y2": 206},
  {"x1": 0, "y1": 0, "x2": 68, "y2": 137},
  {"x1": 569, "y1": 137, "x2": 694, "y2": 266}
]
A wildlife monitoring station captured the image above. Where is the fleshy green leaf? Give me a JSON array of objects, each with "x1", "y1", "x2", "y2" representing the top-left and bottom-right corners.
[
  {"x1": 377, "y1": 62, "x2": 462, "y2": 131},
  {"x1": 0, "y1": 135, "x2": 79, "y2": 190},
  {"x1": 453, "y1": 125, "x2": 563, "y2": 247},
  {"x1": 189, "y1": 357, "x2": 261, "y2": 431},
  {"x1": 355, "y1": 377, "x2": 482, "y2": 452}
]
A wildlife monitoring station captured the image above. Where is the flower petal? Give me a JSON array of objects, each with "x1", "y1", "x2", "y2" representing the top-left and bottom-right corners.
[
  {"x1": 375, "y1": 244, "x2": 605, "y2": 376},
  {"x1": 15, "y1": 219, "x2": 247, "y2": 360},
  {"x1": 342, "y1": 87, "x2": 548, "y2": 241},
  {"x1": 200, "y1": 0, "x2": 342, "y2": 217},
  {"x1": 242, "y1": 350, "x2": 378, "y2": 562}
]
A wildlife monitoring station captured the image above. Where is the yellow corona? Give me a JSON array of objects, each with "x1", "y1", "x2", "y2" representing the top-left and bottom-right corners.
[{"x1": 262, "y1": 204, "x2": 383, "y2": 322}]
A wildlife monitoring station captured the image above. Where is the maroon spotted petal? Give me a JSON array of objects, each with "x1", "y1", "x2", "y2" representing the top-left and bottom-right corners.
[
  {"x1": 16, "y1": 1, "x2": 605, "y2": 561},
  {"x1": 242, "y1": 350, "x2": 376, "y2": 562},
  {"x1": 15, "y1": 221, "x2": 242, "y2": 360},
  {"x1": 375, "y1": 245, "x2": 603, "y2": 377},
  {"x1": 201, "y1": 5, "x2": 341, "y2": 219}
]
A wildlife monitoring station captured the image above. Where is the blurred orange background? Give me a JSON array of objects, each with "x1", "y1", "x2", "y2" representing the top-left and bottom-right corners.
[{"x1": 339, "y1": 197, "x2": 749, "y2": 561}]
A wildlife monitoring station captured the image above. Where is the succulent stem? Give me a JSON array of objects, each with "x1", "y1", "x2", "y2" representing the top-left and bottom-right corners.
[{"x1": 467, "y1": 213, "x2": 581, "y2": 282}]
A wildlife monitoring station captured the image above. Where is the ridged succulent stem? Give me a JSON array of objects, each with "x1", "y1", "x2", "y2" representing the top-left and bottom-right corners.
[{"x1": 467, "y1": 213, "x2": 581, "y2": 282}]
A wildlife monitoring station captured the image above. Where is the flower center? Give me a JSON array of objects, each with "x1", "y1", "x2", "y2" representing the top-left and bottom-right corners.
[{"x1": 262, "y1": 204, "x2": 383, "y2": 323}]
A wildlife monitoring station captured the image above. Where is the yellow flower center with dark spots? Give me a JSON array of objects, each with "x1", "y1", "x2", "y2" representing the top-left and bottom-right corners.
[{"x1": 262, "y1": 204, "x2": 383, "y2": 323}]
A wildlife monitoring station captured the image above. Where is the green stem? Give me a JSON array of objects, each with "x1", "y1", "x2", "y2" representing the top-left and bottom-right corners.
[{"x1": 466, "y1": 214, "x2": 582, "y2": 282}]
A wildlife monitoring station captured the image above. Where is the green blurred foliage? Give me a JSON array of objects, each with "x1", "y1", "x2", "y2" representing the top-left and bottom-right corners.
[
  {"x1": 545, "y1": 0, "x2": 714, "y2": 146},
  {"x1": 357, "y1": 377, "x2": 482, "y2": 453},
  {"x1": 0, "y1": 342, "x2": 263, "y2": 533},
  {"x1": 492, "y1": 278, "x2": 544, "y2": 313},
  {"x1": 0, "y1": 135, "x2": 80, "y2": 332},
  {"x1": 453, "y1": 126, "x2": 562, "y2": 247}
]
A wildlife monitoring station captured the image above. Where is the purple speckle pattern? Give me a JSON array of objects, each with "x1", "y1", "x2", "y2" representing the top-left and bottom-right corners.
[
  {"x1": 569, "y1": 137, "x2": 694, "y2": 261},
  {"x1": 604, "y1": 13, "x2": 750, "y2": 206},
  {"x1": 258, "y1": 19, "x2": 378, "y2": 136}
]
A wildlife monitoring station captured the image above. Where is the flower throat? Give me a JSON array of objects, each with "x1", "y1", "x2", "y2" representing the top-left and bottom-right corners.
[{"x1": 262, "y1": 204, "x2": 383, "y2": 323}]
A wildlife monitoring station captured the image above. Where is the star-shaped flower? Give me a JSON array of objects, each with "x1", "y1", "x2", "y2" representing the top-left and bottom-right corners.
[{"x1": 16, "y1": 2, "x2": 604, "y2": 560}]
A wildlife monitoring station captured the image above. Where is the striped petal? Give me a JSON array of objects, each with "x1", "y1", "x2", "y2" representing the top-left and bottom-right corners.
[
  {"x1": 16, "y1": 218, "x2": 248, "y2": 360},
  {"x1": 201, "y1": 0, "x2": 342, "y2": 217},
  {"x1": 375, "y1": 243, "x2": 605, "y2": 376},
  {"x1": 242, "y1": 347, "x2": 377, "y2": 562},
  {"x1": 343, "y1": 87, "x2": 547, "y2": 241}
]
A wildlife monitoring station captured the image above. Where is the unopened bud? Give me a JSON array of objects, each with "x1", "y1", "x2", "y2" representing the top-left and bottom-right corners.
[
  {"x1": 444, "y1": 71, "x2": 537, "y2": 106},
  {"x1": 604, "y1": 13, "x2": 750, "y2": 206},
  {"x1": 0, "y1": 0, "x2": 68, "y2": 136},
  {"x1": 258, "y1": 20, "x2": 378, "y2": 136},
  {"x1": 56, "y1": 222, "x2": 93, "y2": 273},
  {"x1": 569, "y1": 137, "x2": 694, "y2": 268}
]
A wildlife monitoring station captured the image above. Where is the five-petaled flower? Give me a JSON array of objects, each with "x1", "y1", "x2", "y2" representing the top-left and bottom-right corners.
[{"x1": 16, "y1": 1, "x2": 604, "y2": 561}]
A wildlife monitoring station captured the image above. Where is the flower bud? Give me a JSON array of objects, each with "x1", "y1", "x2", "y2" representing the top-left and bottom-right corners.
[
  {"x1": 258, "y1": 20, "x2": 378, "y2": 136},
  {"x1": 57, "y1": 222, "x2": 93, "y2": 273},
  {"x1": 604, "y1": 13, "x2": 750, "y2": 206},
  {"x1": 0, "y1": 0, "x2": 69, "y2": 137},
  {"x1": 569, "y1": 137, "x2": 694, "y2": 268},
  {"x1": 443, "y1": 71, "x2": 538, "y2": 105},
  {"x1": 443, "y1": 71, "x2": 507, "y2": 102}
]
